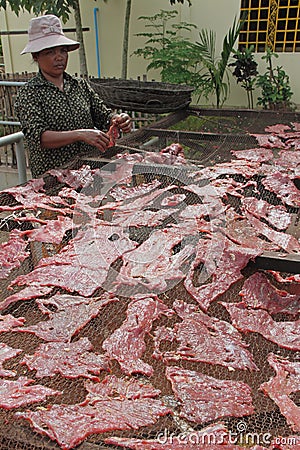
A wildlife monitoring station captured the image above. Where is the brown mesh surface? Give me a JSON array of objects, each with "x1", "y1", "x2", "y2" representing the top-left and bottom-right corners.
[{"x1": 0, "y1": 108, "x2": 299, "y2": 449}]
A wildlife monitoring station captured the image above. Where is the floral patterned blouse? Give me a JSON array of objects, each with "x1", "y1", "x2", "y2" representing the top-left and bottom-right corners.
[{"x1": 14, "y1": 71, "x2": 113, "y2": 178}]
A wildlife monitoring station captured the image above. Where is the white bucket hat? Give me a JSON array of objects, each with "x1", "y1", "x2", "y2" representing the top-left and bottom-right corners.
[{"x1": 21, "y1": 15, "x2": 80, "y2": 54}]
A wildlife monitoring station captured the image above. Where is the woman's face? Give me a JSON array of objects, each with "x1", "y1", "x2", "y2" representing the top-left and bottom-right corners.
[{"x1": 34, "y1": 45, "x2": 69, "y2": 77}]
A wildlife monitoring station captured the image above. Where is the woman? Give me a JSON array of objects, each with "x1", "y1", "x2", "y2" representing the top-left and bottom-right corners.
[{"x1": 15, "y1": 14, "x2": 132, "y2": 178}]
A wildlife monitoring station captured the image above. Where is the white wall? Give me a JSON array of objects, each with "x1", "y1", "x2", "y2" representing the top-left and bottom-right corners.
[{"x1": 1, "y1": 0, "x2": 299, "y2": 108}]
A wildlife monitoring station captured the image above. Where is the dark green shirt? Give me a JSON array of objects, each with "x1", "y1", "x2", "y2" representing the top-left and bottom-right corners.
[{"x1": 14, "y1": 71, "x2": 113, "y2": 178}]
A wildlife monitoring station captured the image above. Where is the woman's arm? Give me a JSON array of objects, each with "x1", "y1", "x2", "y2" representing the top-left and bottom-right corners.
[{"x1": 41, "y1": 128, "x2": 110, "y2": 152}]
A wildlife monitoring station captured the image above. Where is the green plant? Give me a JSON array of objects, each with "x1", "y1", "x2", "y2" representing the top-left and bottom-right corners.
[
  {"x1": 256, "y1": 48, "x2": 294, "y2": 110},
  {"x1": 194, "y1": 16, "x2": 245, "y2": 108},
  {"x1": 133, "y1": 10, "x2": 204, "y2": 90},
  {"x1": 229, "y1": 45, "x2": 258, "y2": 109}
]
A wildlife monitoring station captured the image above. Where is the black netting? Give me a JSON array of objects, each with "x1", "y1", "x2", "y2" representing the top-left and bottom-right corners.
[{"x1": 0, "y1": 108, "x2": 299, "y2": 449}]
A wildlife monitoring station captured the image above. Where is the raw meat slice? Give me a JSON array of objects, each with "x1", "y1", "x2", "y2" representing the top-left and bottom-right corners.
[
  {"x1": 261, "y1": 172, "x2": 300, "y2": 207},
  {"x1": 21, "y1": 337, "x2": 109, "y2": 381},
  {"x1": 1, "y1": 178, "x2": 72, "y2": 214},
  {"x1": 16, "y1": 398, "x2": 172, "y2": 450},
  {"x1": 84, "y1": 374, "x2": 161, "y2": 401},
  {"x1": 194, "y1": 160, "x2": 261, "y2": 181},
  {"x1": 260, "y1": 353, "x2": 300, "y2": 432},
  {"x1": 110, "y1": 184, "x2": 176, "y2": 222},
  {"x1": 241, "y1": 197, "x2": 291, "y2": 230},
  {"x1": 251, "y1": 133, "x2": 286, "y2": 149},
  {"x1": 115, "y1": 208, "x2": 179, "y2": 228},
  {"x1": 20, "y1": 215, "x2": 74, "y2": 244},
  {"x1": 0, "y1": 343, "x2": 22, "y2": 377},
  {"x1": 16, "y1": 293, "x2": 118, "y2": 342},
  {"x1": 47, "y1": 165, "x2": 96, "y2": 189},
  {"x1": 160, "y1": 142, "x2": 184, "y2": 157},
  {"x1": 109, "y1": 179, "x2": 161, "y2": 201},
  {"x1": 231, "y1": 148, "x2": 274, "y2": 163},
  {"x1": 184, "y1": 236, "x2": 261, "y2": 311},
  {"x1": 211, "y1": 178, "x2": 258, "y2": 199},
  {"x1": 239, "y1": 272, "x2": 300, "y2": 315},
  {"x1": 221, "y1": 302, "x2": 300, "y2": 351},
  {"x1": 166, "y1": 366, "x2": 254, "y2": 424},
  {"x1": 0, "y1": 376, "x2": 61, "y2": 409},
  {"x1": 11, "y1": 223, "x2": 137, "y2": 296},
  {"x1": 102, "y1": 295, "x2": 173, "y2": 376},
  {"x1": 160, "y1": 193, "x2": 186, "y2": 207},
  {"x1": 276, "y1": 150, "x2": 300, "y2": 168},
  {"x1": 224, "y1": 213, "x2": 279, "y2": 252},
  {"x1": 0, "y1": 230, "x2": 30, "y2": 280},
  {"x1": 0, "y1": 314, "x2": 25, "y2": 332},
  {"x1": 113, "y1": 227, "x2": 195, "y2": 292},
  {"x1": 244, "y1": 211, "x2": 300, "y2": 253},
  {"x1": 143, "y1": 150, "x2": 186, "y2": 166},
  {"x1": 264, "y1": 124, "x2": 291, "y2": 134},
  {"x1": 153, "y1": 299, "x2": 258, "y2": 371},
  {"x1": 0, "y1": 285, "x2": 53, "y2": 311},
  {"x1": 291, "y1": 122, "x2": 300, "y2": 131}
]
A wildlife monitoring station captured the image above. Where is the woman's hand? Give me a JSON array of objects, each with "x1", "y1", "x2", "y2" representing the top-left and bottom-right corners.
[
  {"x1": 78, "y1": 129, "x2": 110, "y2": 153},
  {"x1": 111, "y1": 113, "x2": 132, "y2": 133}
]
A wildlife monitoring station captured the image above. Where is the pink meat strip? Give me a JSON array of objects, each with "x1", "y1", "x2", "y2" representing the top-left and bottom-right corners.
[
  {"x1": 264, "y1": 124, "x2": 291, "y2": 134},
  {"x1": 262, "y1": 172, "x2": 300, "y2": 207},
  {"x1": 0, "y1": 178, "x2": 72, "y2": 214},
  {"x1": 153, "y1": 299, "x2": 258, "y2": 371},
  {"x1": 231, "y1": 148, "x2": 274, "y2": 163},
  {"x1": 21, "y1": 337, "x2": 109, "y2": 381},
  {"x1": 241, "y1": 197, "x2": 291, "y2": 230},
  {"x1": 0, "y1": 230, "x2": 30, "y2": 280},
  {"x1": 239, "y1": 272, "x2": 300, "y2": 315},
  {"x1": 19, "y1": 215, "x2": 74, "y2": 244},
  {"x1": 11, "y1": 223, "x2": 137, "y2": 296},
  {"x1": 0, "y1": 342, "x2": 22, "y2": 377},
  {"x1": 102, "y1": 295, "x2": 173, "y2": 376},
  {"x1": 0, "y1": 285, "x2": 53, "y2": 311},
  {"x1": 0, "y1": 314, "x2": 25, "y2": 332},
  {"x1": 276, "y1": 150, "x2": 300, "y2": 167},
  {"x1": 84, "y1": 374, "x2": 161, "y2": 401},
  {"x1": 244, "y1": 211, "x2": 300, "y2": 253},
  {"x1": 15, "y1": 292, "x2": 118, "y2": 342},
  {"x1": 109, "y1": 179, "x2": 161, "y2": 201},
  {"x1": 160, "y1": 142, "x2": 184, "y2": 157},
  {"x1": 107, "y1": 122, "x2": 119, "y2": 147},
  {"x1": 221, "y1": 302, "x2": 300, "y2": 351},
  {"x1": 113, "y1": 227, "x2": 195, "y2": 292},
  {"x1": 193, "y1": 160, "x2": 261, "y2": 182},
  {"x1": 16, "y1": 375, "x2": 171, "y2": 450},
  {"x1": 223, "y1": 209, "x2": 279, "y2": 252},
  {"x1": 260, "y1": 353, "x2": 300, "y2": 432},
  {"x1": 251, "y1": 133, "x2": 286, "y2": 149},
  {"x1": 47, "y1": 164, "x2": 97, "y2": 189},
  {"x1": 0, "y1": 376, "x2": 61, "y2": 409},
  {"x1": 166, "y1": 366, "x2": 254, "y2": 424},
  {"x1": 117, "y1": 208, "x2": 179, "y2": 228},
  {"x1": 184, "y1": 235, "x2": 261, "y2": 311}
]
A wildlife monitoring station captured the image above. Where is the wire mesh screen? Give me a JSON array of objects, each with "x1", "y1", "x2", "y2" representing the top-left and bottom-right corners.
[{"x1": 0, "y1": 108, "x2": 299, "y2": 450}]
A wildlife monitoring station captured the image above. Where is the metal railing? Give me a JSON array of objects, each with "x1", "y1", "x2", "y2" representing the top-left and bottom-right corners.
[{"x1": 0, "y1": 131, "x2": 27, "y2": 184}]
